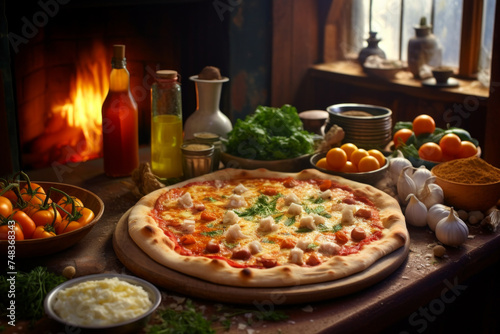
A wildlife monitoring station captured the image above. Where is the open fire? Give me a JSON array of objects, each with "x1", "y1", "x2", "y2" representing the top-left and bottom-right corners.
[{"x1": 28, "y1": 42, "x2": 109, "y2": 167}]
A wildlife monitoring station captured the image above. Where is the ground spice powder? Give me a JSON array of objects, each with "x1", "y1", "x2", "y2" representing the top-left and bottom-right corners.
[{"x1": 433, "y1": 157, "x2": 500, "y2": 184}]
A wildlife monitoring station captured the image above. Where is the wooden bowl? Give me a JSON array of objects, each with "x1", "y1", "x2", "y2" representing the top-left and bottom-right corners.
[
  {"x1": 310, "y1": 152, "x2": 389, "y2": 186},
  {"x1": 220, "y1": 152, "x2": 312, "y2": 173},
  {"x1": 431, "y1": 167, "x2": 500, "y2": 211},
  {"x1": 0, "y1": 182, "x2": 104, "y2": 258}
]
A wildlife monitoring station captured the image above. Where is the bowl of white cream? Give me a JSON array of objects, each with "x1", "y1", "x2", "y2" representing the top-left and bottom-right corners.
[{"x1": 44, "y1": 273, "x2": 161, "y2": 333}]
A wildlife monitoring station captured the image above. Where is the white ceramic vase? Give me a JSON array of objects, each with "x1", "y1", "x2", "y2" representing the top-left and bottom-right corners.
[{"x1": 184, "y1": 75, "x2": 232, "y2": 140}]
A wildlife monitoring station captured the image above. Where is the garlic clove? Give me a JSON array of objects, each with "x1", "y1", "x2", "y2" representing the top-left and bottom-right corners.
[
  {"x1": 405, "y1": 193, "x2": 428, "y2": 227},
  {"x1": 397, "y1": 166, "x2": 417, "y2": 204},
  {"x1": 435, "y1": 207, "x2": 469, "y2": 247},
  {"x1": 419, "y1": 176, "x2": 444, "y2": 209},
  {"x1": 411, "y1": 166, "x2": 432, "y2": 193},
  {"x1": 389, "y1": 152, "x2": 412, "y2": 185},
  {"x1": 427, "y1": 203, "x2": 452, "y2": 231}
]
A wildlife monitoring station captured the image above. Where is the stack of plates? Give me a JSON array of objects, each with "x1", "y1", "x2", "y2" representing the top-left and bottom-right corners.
[{"x1": 325, "y1": 103, "x2": 392, "y2": 150}]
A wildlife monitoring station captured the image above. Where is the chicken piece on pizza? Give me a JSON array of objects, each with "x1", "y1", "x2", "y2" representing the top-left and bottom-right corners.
[
  {"x1": 289, "y1": 247, "x2": 304, "y2": 265},
  {"x1": 318, "y1": 241, "x2": 341, "y2": 255},
  {"x1": 225, "y1": 224, "x2": 248, "y2": 243},
  {"x1": 257, "y1": 216, "x2": 279, "y2": 233},
  {"x1": 319, "y1": 189, "x2": 333, "y2": 200},
  {"x1": 233, "y1": 183, "x2": 249, "y2": 195},
  {"x1": 284, "y1": 193, "x2": 300, "y2": 206},
  {"x1": 299, "y1": 215, "x2": 316, "y2": 230},
  {"x1": 223, "y1": 210, "x2": 239, "y2": 225},
  {"x1": 178, "y1": 192, "x2": 193, "y2": 208},
  {"x1": 180, "y1": 219, "x2": 195, "y2": 234},
  {"x1": 296, "y1": 238, "x2": 312, "y2": 251},
  {"x1": 248, "y1": 240, "x2": 263, "y2": 254},
  {"x1": 227, "y1": 194, "x2": 247, "y2": 208},
  {"x1": 341, "y1": 205, "x2": 356, "y2": 225},
  {"x1": 287, "y1": 202, "x2": 303, "y2": 216}
]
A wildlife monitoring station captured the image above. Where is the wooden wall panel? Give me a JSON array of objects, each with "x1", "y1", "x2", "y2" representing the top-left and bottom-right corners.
[{"x1": 271, "y1": 0, "x2": 319, "y2": 110}]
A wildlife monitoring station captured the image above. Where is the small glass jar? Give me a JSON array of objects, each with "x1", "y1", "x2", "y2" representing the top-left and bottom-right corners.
[
  {"x1": 193, "y1": 132, "x2": 221, "y2": 171},
  {"x1": 181, "y1": 143, "x2": 214, "y2": 179}
]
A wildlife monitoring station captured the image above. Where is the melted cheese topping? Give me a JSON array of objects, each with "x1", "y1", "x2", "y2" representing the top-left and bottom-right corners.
[
  {"x1": 52, "y1": 277, "x2": 152, "y2": 326},
  {"x1": 152, "y1": 178, "x2": 383, "y2": 268}
]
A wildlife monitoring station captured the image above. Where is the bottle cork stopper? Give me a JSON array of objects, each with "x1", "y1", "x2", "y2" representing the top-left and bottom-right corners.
[
  {"x1": 156, "y1": 70, "x2": 178, "y2": 79},
  {"x1": 113, "y1": 45, "x2": 126, "y2": 59}
]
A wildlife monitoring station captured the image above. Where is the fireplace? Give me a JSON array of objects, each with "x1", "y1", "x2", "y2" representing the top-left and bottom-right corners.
[{"x1": 5, "y1": 0, "x2": 236, "y2": 170}]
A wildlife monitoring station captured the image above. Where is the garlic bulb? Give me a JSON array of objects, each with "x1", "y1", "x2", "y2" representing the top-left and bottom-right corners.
[
  {"x1": 411, "y1": 166, "x2": 432, "y2": 193},
  {"x1": 419, "y1": 176, "x2": 444, "y2": 209},
  {"x1": 397, "y1": 166, "x2": 417, "y2": 203},
  {"x1": 435, "y1": 208, "x2": 469, "y2": 247},
  {"x1": 405, "y1": 194, "x2": 428, "y2": 227},
  {"x1": 427, "y1": 203, "x2": 452, "y2": 231},
  {"x1": 389, "y1": 151, "x2": 412, "y2": 185}
]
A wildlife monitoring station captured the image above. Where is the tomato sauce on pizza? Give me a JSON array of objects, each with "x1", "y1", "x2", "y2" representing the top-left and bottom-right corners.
[{"x1": 149, "y1": 177, "x2": 385, "y2": 269}]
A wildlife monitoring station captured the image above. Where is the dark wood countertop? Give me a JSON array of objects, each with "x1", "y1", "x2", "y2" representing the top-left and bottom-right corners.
[{"x1": 4, "y1": 147, "x2": 500, "y2": 333}]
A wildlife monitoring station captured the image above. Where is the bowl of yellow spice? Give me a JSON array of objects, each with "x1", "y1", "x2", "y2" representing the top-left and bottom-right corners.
[{"x1": 431, "y1": 157, "x2": 500, "y2": 211}]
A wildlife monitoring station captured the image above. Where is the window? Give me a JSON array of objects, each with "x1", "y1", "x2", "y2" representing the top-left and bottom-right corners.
[{"x1": 347, "y1": 0, "x2": 495, "y2": 79}]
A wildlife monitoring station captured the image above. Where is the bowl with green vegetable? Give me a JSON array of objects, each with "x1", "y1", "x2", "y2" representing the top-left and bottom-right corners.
[{"x1": 221, "y1": 105, "x2": 316, "y2": 172}]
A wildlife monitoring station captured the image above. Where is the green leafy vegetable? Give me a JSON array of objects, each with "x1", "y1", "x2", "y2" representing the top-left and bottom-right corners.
[
  {"x1": 296, "y1": 227, "x2": 314, "y2": 233},
  {"x1": 0, "y1": 266, "x2": 66, "y2": 322},
  {"x1": 147, "y1": 299, "x2": 215, "y2": 334},
  {"x1": 236, "y1": 194, "x2": 282, "y2": 219},
  {"x1": 201, "y1": 230, "x2": 224, "y2": 237},
  {"x1": 332, "y1": 224, "x2": 343, "y2": 233},
  {"x1": 226, "y1": 105, "x2": 315, "y2": 160}
]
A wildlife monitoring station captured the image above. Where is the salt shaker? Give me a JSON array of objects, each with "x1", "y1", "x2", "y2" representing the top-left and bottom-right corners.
[
  {"x1": 181, "y1": 143, "x2": 214, "y2": 179},
  {"x1": 194, "y1": 132, "x2": 222, "y2": 171}
]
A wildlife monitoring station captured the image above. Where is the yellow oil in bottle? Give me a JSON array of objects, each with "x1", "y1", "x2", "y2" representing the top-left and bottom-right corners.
[{"x1": 151, "y1": 114, "x2": 183, "y2": 179}]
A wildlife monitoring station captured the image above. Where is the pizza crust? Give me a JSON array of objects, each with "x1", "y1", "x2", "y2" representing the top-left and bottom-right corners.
[{"x1": 128, "y1": 168, "x2": 408, "y2": 288}]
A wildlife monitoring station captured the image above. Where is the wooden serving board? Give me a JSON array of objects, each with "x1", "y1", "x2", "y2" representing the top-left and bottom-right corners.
[{"x1": 113, "y1": 209, "x2": 410, "y2": 305}]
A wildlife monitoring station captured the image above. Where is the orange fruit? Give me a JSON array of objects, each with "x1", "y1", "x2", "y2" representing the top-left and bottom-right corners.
[
  {"x1": 418, "y1": 142, "x2": 443, "y2": 162},
  {"x1": 457, "y1": 141, "x2": 478, "y2": 158},
  {"x1": 358, "y1": 156, "x2": 381, "y2": 172},
  {"x1": 340, "y1": 143, "x2": 358, "y2": 160},
  {"x1": 326, "y1": 147, "x2": 347, "y2": 170},
  {"x1": 350, "y1": 149, "x2": 369, "y2": 167},
  {"x1": 316, "y1": 157, "x2": 328, "y2": 169},
  {"x1": 340, "y1": 161, "x2": 358, "y2": 173},
  {"x1": 368, "y1": 149, "x2": 386, "y2": 167},
  {"x1": 439, "y1": 133, "x2": 461, "y2": 157},
  {"x1": 412, "y1": 115, "x2": 436, "y2": 136},
  {"x1": 393, "y1": 128, "x2": 413, "y2": 148}
]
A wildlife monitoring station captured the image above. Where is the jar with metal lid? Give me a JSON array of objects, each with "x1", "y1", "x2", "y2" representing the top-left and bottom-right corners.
[
  {"x1": 181, "y1": 143, "x2": 214, "y2": 179},
  {"x1": 193, "y1": 132, "x2": 221, "y2": 171}
]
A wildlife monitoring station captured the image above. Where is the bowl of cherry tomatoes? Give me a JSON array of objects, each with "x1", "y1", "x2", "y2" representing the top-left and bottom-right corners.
[{"x1": 0, "y1": 178, "x2": 104, "y2": 257}]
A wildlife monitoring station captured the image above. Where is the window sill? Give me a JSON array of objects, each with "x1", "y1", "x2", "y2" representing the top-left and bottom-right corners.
[{"x1": 309, "y1": 61, "x2": 489, "y2": 104}]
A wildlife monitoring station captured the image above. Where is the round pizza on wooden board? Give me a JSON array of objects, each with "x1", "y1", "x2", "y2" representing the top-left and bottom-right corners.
[{"x1": 128, "y1": 168, "x2": 408, "y2": 288}]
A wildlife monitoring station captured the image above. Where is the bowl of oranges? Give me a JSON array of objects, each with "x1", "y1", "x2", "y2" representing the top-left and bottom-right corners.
[
  {"x1": 392, "y1": 114, "x2": 480, "y2": 169},
  {"x1": 310, "y1": 143, "x2": 389, "y2": 186}
]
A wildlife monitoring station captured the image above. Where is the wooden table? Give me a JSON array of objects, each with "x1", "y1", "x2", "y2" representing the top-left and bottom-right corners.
[{"x1": 5, "y1": 147, "x2": 500, "y2": 333}]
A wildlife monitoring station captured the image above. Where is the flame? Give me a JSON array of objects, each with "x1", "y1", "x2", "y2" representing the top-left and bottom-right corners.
[{"x1": 50, "y1": 42, "x2": 109, "y2": 163}]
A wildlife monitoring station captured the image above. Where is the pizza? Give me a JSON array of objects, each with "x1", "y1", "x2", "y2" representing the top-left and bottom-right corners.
[{"x1": 128, "y1": 168, "x2": 408, "y2": 288}]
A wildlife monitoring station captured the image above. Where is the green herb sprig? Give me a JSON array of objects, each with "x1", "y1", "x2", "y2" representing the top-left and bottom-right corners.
[
  {"x1": 236, "y1": 194, "x2": 282, "y2": 219},
  {"x1": 0, "y1": 266, "x2": 66, "y2": 322},
  {"x1": 147, "y1": 299, "x2": 215, "y2": 334}
]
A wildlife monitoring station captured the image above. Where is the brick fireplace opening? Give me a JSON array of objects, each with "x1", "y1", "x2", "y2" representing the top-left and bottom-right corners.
[{"x1": 5, "y1": 0, "x2": 231, "y2": 170}]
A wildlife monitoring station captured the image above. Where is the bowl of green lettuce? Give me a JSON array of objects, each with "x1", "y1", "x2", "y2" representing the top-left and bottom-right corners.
[{"x1": 221, "y1": 105, "x2": 316, "y2": 172}]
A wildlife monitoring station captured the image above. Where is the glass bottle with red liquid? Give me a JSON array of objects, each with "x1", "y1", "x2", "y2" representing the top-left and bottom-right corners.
[{"x1": 102, "y1": 44, "x2": 139, "y2": 177}]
